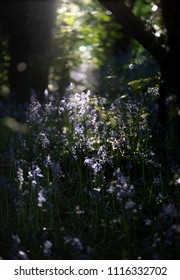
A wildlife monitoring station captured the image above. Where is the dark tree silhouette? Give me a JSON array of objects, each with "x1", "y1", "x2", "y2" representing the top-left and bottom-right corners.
[
  {"x1": 98, "y1": 0, "x2": 180, "y2": 145},
  {"x1": 0, "y1": 0, "x2": 57, "y2": 103}
]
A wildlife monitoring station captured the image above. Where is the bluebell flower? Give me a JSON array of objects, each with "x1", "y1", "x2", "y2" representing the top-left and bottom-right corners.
[
  {"x1": 17, "y1": 167, "x2": 24, "y2": 189},
  {"x1": 84, "y1": 157, "x2": 102, "y2": 174},
  {"x1": 92, "y1": 162, "x2": 102, "y2": 174},
  {"x1": 44, "y1": 155, "x2": 51, "y2": 168},
  {"x1": 38, "y1": 132, "x2": 50, "y2": 148},
  {"x1": 38, "y1": 188, "x2": 46, "y2": 207},
  {"x1": 43, "y1": 240, "x2": 53, "y2": 256},
  {"x1": 75, "y1": 123, "x2": 84, "y2": 135},
  {"x1": 27, "y1": 164, "x2": 43, "y2": 188},
  {"x1": 64, "y1": 236, "x2": 83, "y2": 251}
]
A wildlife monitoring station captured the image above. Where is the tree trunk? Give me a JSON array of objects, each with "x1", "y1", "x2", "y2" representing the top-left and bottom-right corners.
[
  {"x1": 159, "y1": 0, "x2": 180, "y2": 149},
  {"x1": 98, "y1": 0, "x2": 180, "y2": 152},
  {"x1": 0, "y1": 1, "x2": 57, "y2": 104}
]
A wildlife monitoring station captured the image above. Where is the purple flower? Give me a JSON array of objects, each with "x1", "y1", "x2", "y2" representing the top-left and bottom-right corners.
[
  {"x1": 71, "y1": 238, "x2": 83, "y2": 251},
  {"x1": 17, "y1": 167, "x2": 24, "y2": 186},
  {"x1": 38, "y1": 188, "x2": 46, "y2": 207},
  {"x1": 75, "y1": 123, "x2": 84, "y2": 135},
  {"x1": 84, "y1": 157, "x2": 102, "y2": 174},
  {"x1": 44, "y1": 155, "x2": 51, "y2": 167},
  {"x1": 64, "y1": 236, "x2": 83, "y2": 251},
  {"x1": 27, "y1": 164, "x2": 43, "y2": 188},
  {"x1": 92, "y1": 162, "x2": 102, "y2": 174},
  {"x1": 38, "y1": 132, "x2": 50, "y2": 148},
  {"x1": 43, "y1": 240, "x2": 53, "y2": 256}
]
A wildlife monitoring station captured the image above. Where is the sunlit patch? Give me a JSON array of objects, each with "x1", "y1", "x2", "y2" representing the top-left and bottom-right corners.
[
  {"x1": 154, "y1": 32, "x2": 161, "y2": 37},
  {"x1": 17, "y1": 62, "x2": 27, "y2": 72},
  {"x1": 56, "y1": 6, "x2": 67, "y2": 15},
  {"x1": 106, "y1": 10, "x2": 112, "y2": 16},
  {"x1": 70, "y1": 70, "x2": 87, "y2": 82},
  {"x1": 129, "y1": 63, "x2": 134, "y2": 70},
  {"x1": 151, "y1": 4, "x2": 158, "y2": 12},
  {"x1": 153, "y1": 24, "x2": 161, "y2": 38},
  {"x1": 0, "y1": 85, "x2": 10, "y2": 98},
  {"x1": 3, "y1": 117, "x2": 28, "y2": 133},
  {"x1": 48, "y1": 84, "x2": 54, "y2": 91},
  {"x1": 79, "y1": 46, "x2": 87, "y2": 52}
]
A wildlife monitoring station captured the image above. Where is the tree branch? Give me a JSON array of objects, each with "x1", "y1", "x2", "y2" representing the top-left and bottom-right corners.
[{"x1": 98, "y1": 0, "x2": 167, "y2": 63}]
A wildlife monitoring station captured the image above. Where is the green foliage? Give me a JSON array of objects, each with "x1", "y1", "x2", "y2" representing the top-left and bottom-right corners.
[
  {"x1": 128, "y1": 77, "x2": 158, "y2": 94},
  {"x1": 49, "y1": 0, "x2": 124, "y2": 92},
  {"x1": 0, "y1": 0, "x2": 161, "y2": 96},
  {"x1": 133, "y1": 0, "x2": 165, "y2": 39}
]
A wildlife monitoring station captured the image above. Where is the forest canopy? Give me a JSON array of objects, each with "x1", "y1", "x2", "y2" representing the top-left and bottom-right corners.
[{"x1": 0, "y1": 0, "x2": 160, "y2": 100}]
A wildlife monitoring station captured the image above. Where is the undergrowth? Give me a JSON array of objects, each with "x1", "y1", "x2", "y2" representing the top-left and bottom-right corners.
[{"x1": 0, "y1": 86, "x2": 179, "y2": 259}]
